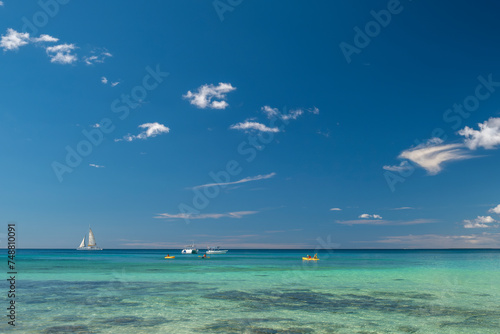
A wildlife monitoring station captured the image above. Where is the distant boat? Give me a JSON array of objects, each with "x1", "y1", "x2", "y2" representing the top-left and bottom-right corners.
[
  {"x1": 181, "y1": 244, "x2": 198, "y2": 254},
  {"x1": 206, "y1": 246, "x2": 228, "y2": 254},
  {"x1": 77, "y1": 227, "x2": 102, "y2": 251}
]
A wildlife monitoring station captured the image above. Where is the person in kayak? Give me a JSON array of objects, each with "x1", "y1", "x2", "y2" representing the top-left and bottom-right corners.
[
  {"x1": 203, "y1": 254, "x2": 207, "y2": 258},
  {"x1": 313, "y1": 254, "x2": 318, "y2": 259}
]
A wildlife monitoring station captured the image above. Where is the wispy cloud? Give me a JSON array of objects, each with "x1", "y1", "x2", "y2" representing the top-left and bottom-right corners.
[
  {"x1": 154, "y1": 211, "x2": 258, "y2": 220},
  {"x1": 116, "y1": 122, "x2": 170, "y2": 142},
  {"x1": 101, "y1": 76, "x2": 120, "y2": 87},
  {"x1": 385, "y1": 117, "x2": 500, "y2": 175},
  {"x1": 0, "y1": 1, "x2": 4, "y2": 6},
  {"x1": 46, "y1": 43, "x2": 78, "y2": 64},
  {"x1": 193, "y1": 172, "x2": 276, "y2": 189},
  {"x1": 229, "y1": 121, "x2": 279, "y2": 133},
  {"x1": 183, "y1": 82, "x2": 236, "y2": 109},
  {"x1": 399, "y1": 138, "x2": 471, "y2": 175},
  {"x1": 463, "y1": 216, "x2": 497, "y2": 229},
  {"x1": 89, "y1": 164, "x2": 105, "y2": 168},
  {"x1": 337, "y1": 219, "x2": 435, "y2": 226},
  {"x1": 83, "y1": 49, "x2": 112, "y2": 65},
  {"x1": 330, "y1": 208, "x2": 342, "y2": 211},
  {"x1": 261, "y1": 105, "x2": 319, "y2": 121},
  {"x1": 391, "y1": 207, "x2": 415, "y2": 210},
  {"x1": 383, "y1": 161, "x2": 412, "y2": 173},
  {"x1": 459, "y1": 117, "x2": 500, "y2": 150},
  {"x1": 359, "y1": 213, "x2": 382, "y2": 219}
]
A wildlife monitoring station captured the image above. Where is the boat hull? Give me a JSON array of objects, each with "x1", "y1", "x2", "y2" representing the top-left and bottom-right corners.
[
  {"x1": 181, "y1": 249, "x2": 198, "y2": 254},
  {"x1": 206, "y1": 250, "x2": 228, "y2": 254},
  {"x1": 77, "y1": 246, "x2": 103, "y2": 251}
]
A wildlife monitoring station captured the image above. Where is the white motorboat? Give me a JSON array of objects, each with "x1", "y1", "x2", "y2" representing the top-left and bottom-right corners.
[
  {"x1": 77, "y1": 227, "x2": 103, "y2": 251},
  {"x1": 181, "y1": 244, "x2": 198, "y2": 254},
  {"x1": 206, "y1": 246, "x2": 228, "y2": 254}
]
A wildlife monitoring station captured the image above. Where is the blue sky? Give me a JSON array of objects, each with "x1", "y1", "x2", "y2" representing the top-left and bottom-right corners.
[{"x1": 1, "y1": 0, "x2": 500, "y2": 249}]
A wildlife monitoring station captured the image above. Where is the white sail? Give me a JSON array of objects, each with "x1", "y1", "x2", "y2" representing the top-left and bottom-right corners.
[
  {"x1": 88, "y1": 228, "x2": 96, "y2": 246},
  {"x1": 78, "y1": 236, "x2": 86, "y2": 248}
]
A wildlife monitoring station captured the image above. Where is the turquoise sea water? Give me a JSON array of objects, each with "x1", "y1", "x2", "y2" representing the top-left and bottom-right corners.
[{"x1": 1, "y1": 249, "x2": 500, "y2": 333}]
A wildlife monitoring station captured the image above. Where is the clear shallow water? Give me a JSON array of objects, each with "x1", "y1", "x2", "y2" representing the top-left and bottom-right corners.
[{"x1": 2, "y1": 249, "x2": 500, "y2": 333}]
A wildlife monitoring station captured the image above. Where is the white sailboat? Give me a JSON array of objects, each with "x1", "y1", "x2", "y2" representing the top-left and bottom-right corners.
[{"x1": 77, "y1": 227, "x2": 102, "y2": 250}]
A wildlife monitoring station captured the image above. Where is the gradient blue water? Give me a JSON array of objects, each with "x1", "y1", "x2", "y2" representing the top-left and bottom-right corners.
[{"x1": 1, "y1": 249, "x2": 499, "y2": 333}]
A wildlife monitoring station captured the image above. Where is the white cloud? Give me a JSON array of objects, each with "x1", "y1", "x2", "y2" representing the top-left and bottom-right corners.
[
  {"x1": 261, "y1": 105, "x2": 319, "y2": 121},
  {"x1": 116, "y1": 122, "x2": 170, "y2": 142},
  {"x1": 489, "y1": 204, "x2": 500, "y2": 215},
  {"x1": 359, "y1": 213, "x2": 382, "y2": 219},
  {"x1": 0, "y1": 1, "x2": 4, "y2": 6},
  {"x1": 193, "y1": 172, "x2": 276, "y2": 189},
  {"x1": 154, "y1": 211, "x2": 257, "y2": 220},
  {"x1": 183, "y1": 82, "x2": 236, "y2": 109},
  {"x1": 399, "y1": 138, "x2": 471, "y2": 175},
  {"x1": 383, "y1": 161, "x2": 412, "y2": 173},
  {"x1": 463, "y1": 216, "x2": 497, "y2": 229},
  {"x1": 45, "y1": 43, "x2": 77, "y2": 64},
  {"x1": 330, "y1": 208, "x2": 342, "y2": 211},
  {"x1": 459, "y1": 117, "x2": 500, "y2": 150},
  {"x1": 31, "y1": 34, "x2": 59, "y2": 43},
  {"x1": 1, "y1": 28, "x2": 30, "y2": 51},
  {"x1": 338, "y1": 219, "x2": 435, "y2": 226},
  {"x1": 83, "y1": 49, "x2": 112, "y2": 65},
  {"x1": 111, "y1": 81, "x2": 120, "y2": 87},
  {"x1": 89, "y1": 164, "x2": 105, "y2": 168},
  {"x1": 101, "y1": 76, "x2": 108, "y2": 84},
  {"x1": 230, "y1": 121, "x2": 279, "y2": 133},
  {"x1": 391, "y1": 207, "x2": 414, "y2": 210}
]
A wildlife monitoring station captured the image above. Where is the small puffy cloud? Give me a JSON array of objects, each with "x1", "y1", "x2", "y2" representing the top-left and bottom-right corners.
[
  {"x1": 101, "y1": 76, "x2": 108, "y2": 84},
  {"x1": 1, "y1": 28, "x2": 30, "y2": 51},
  {"x1": 31, "y1": 34, "x2": 59, "y2": 43},
  {"x1": 183, "y1": 82, "x2": 236, "y2": 109},
  {"x1": 399, "y1": 138, "x2": 471, "y2": 175},
  {"x1": 45, "y1": 43, "x2": 77, "y2": 64},
  {"x1": 359, "y1": 214, "x2": 382, "y2": 219},
  {"x1": 330, "y1": 208, "x2": 342, "y2": 211},
  {"x1": 230, "y1": 121, "x2": 279, "y2": 133},
  {"x1": 489, "y1": 204, "x2": 500, "y2": 215},
  {"x1": 89, "y1": 164, "x2": 105, "y2": 168},
  {"x1": 116, "y1": 122, "x2": 170, "y2": 142},
  {"x1": 154, "y1": 211, "x2": 257, "y2": 220},
  {"x1": 463, "y1": 216, "x2": 497, "y2": 229},
  {"x1": 111, "y1": 81, "x2": 120, "y2": 87},
  {"x1": 459, "y1": 117, "x2": 500, "y2": 150}
]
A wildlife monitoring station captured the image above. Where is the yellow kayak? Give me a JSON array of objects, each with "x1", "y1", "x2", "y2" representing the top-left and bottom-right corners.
[
  {"x1": 164, "y1": 256, "x2": 175, "y2": 259},
  {"x1": 302, "y1": 257, "x2": 319, "y2": 261}
]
